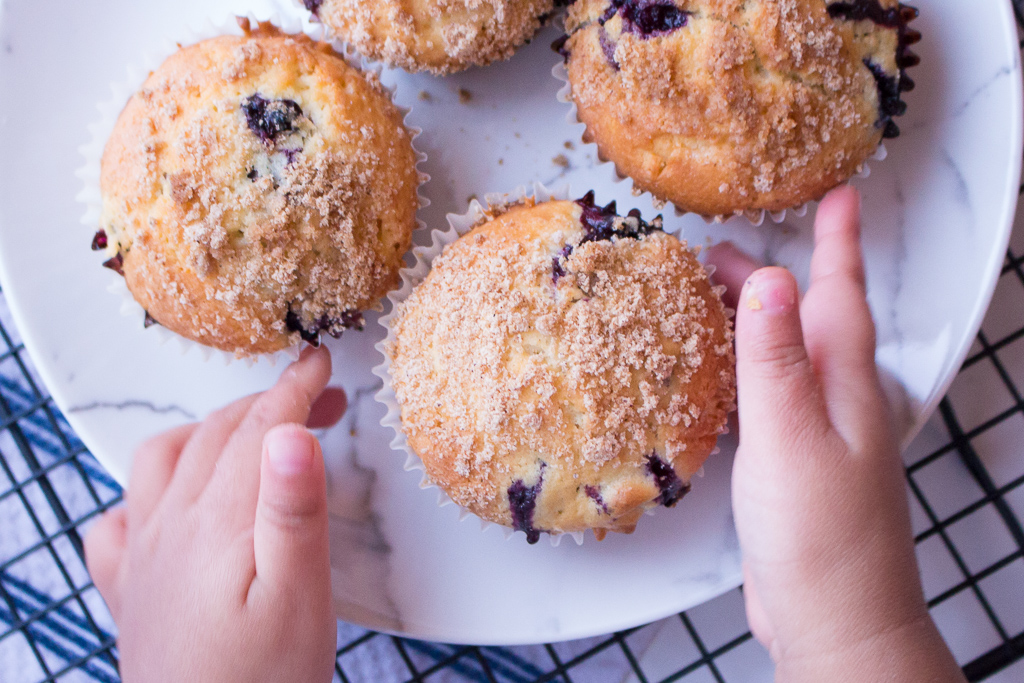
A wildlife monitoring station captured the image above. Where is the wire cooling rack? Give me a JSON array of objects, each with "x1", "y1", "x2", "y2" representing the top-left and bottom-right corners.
[{"x1": 3, "y1": 26, "x2": 1024, "y2": 683}]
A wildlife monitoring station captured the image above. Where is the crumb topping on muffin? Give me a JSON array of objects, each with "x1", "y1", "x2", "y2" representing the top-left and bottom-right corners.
[
  {"x1": 557, "y1": 0, "x2": 920, "y2": 216},
  {"x1": 388, "y1": 197, "x2": 735, "y2": 542},
  {"x1": 307, "y1": 0, "x2": 557, "y2": 74},
  {"x1": 98, "y1": 21, "x2": 420, "y2": 354}
]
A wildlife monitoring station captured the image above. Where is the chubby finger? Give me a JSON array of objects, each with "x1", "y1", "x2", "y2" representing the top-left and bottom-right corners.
[
  {"x1": 706, "y1": 241, "x2": 763, "y2": 311},
  {"x1": 203, "y1": 346, "x2": 332, "y2": 524},
  {"x1": 810, "y1": 186, "x2": 866, "y2": 292},
  {"x1": 84, "y1": 507, "x2": 127, "y2": 620},
  {"x1": 802, "y1": 187, "x2": 884, "y2": 444},
  {"x1": 735, "y1": 267, "x2": 831, "y2": 453},
  {"x1": 251, "y1": 425, "x2": 331, "y2": 594},
  {"x1": 307, "y1": 387, "x2": 347, "y2": 430},
  {"x1": 166, "y1": 393, "x2": 261, "y2": 505},
  {"x1": 127, "y1": 423, "x2": 197, "y2": 529}
]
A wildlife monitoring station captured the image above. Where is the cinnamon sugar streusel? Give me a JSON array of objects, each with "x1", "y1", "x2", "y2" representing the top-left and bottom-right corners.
[
  {"x1": 387, "y1": 196, "x2": 736, "y2": 543},
  {"x1": 303, "y1": 0, "x2": 556, "y2": 74},
  {"x1": 97, "y1": 21, "x2": 420, "y2": 355},
  {"x1": 557, "y1": 0, "x2": 920, "y2": 217}
]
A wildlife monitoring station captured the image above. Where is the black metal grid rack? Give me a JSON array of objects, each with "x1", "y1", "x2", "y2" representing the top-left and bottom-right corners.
[{"x1": 3, "y1": 16, "x2": 1024, "y2": 683}]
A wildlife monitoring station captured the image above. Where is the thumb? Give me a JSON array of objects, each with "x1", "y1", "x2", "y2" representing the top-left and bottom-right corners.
[
  {"x1": 253, "y1": 424, "x2": 331, "y2": 593},
  {"x1": 735, "y1": 268, "x2": 831, "y2": 454}
]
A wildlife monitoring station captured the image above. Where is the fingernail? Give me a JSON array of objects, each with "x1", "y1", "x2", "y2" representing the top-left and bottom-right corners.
[
  {"x1": 297, "y1": 345, "x2": 323, "y2": 364},
  {"x1": 287, "y1": 347, "x2": 318, "y2": 380},
  {"x1": 265, "y1": 426, "x2": 315, "y2": 476},
  {"x1": 743, "y1": 269, "x2": 797, "y2": 314}
]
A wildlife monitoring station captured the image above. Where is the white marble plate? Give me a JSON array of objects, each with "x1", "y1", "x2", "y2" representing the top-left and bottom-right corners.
[{"x1": 0, "y1": 0, "x2": 1020, "y2": 646}]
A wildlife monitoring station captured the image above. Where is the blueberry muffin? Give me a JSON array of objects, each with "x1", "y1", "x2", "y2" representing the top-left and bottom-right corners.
[
  {"x1": 96, "y1": 20, "x2": 420, "y2": 355},
  {"x1": 301, "y1": 0, "x2": 556, "y2": 74},
  {"x1": 557, "y1": 0, "x2": 920, "y2": 217},
  {"x1": 387, "y1": 195, "x2": 736, "y2": 542}
]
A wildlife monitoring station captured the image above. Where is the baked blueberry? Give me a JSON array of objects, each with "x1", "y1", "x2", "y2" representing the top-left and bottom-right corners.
[
  {"x1": 603, "y1": 0, "x2": 690, "y2": 39},
  {"x1": 598, "y1": 29, "x2": 620, "y2": 68},
  {"x1": 585, "y1": 485, "x2": 611, "y2": 515},
  {"x1": 864, "y1": 60, "x2": 904, "y2": 138},
  {"x1": 241, "y1": 94, "x2": 304, "y2": 146},
  {"x1": 552, "y1": 244, "x2": 574, "y2": 282},
  {"x1": 576, "y1": 191, "x2": 661, "y2": 243},
  {"x1": 285, "y1": 308, "x2": 365, "y2": 347},
  {"x1": 91, "y1": 229, "x2": 108, "y2": 251},
  {"x1": 508, "y1": 465, "x2": 546, "y2": 544},
  {"x1": 646, "y1": 454, "x2": 690, "y2": 507},
  {"x1": 554, "y1": 192, "x2": 664, "y2": 281},
  {"x1": 102, "y1": 253, "x2": 124, "y2": 276},
  {"x1": 827, "y1": 0, "x2": 904, "y2": 26}
]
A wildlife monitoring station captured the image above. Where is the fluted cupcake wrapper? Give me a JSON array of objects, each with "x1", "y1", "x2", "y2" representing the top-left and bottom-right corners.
[
  {"x1": 372, "y1": 183, "x2": 734, "y2": 546},
  {"x1": 75, "y1": 3, "x2": 431, "y2": 366},
  {"x1": 549, "y1": 57, "x2": 888, "y2": 227}
]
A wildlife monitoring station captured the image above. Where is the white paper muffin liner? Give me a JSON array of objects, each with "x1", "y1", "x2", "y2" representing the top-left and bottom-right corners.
[
  {"x1": 372, "y1": 182, "x2": 733, "y2": 547},
  {"x1": 75, "y1": 4, "x2": 430, "y2": 366},
  {"x1": 550, "y1": 58, "x2": 888, "y2": 227}
]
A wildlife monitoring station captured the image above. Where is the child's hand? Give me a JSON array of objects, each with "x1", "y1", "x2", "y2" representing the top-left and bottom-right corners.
[
  {"x1": 84, "y1": 347, "x2": 341, "y2": 683},
  {"x1": 708, "y1": 187, "x2": 965, "y2": 682}
]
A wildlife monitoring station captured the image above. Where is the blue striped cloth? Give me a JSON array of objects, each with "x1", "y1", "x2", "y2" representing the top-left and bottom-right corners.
[{"x1": 0, "y1": 296, "x2": 122, "y2": 681}]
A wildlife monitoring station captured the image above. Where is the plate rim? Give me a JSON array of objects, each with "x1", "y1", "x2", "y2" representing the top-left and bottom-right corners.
[
  {"x1": 0, "y1": 0, "x2": 1021, "y2": 646},
  {"x1": 896, "y1": 0, "x2": 1024, "y2": 450}
]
